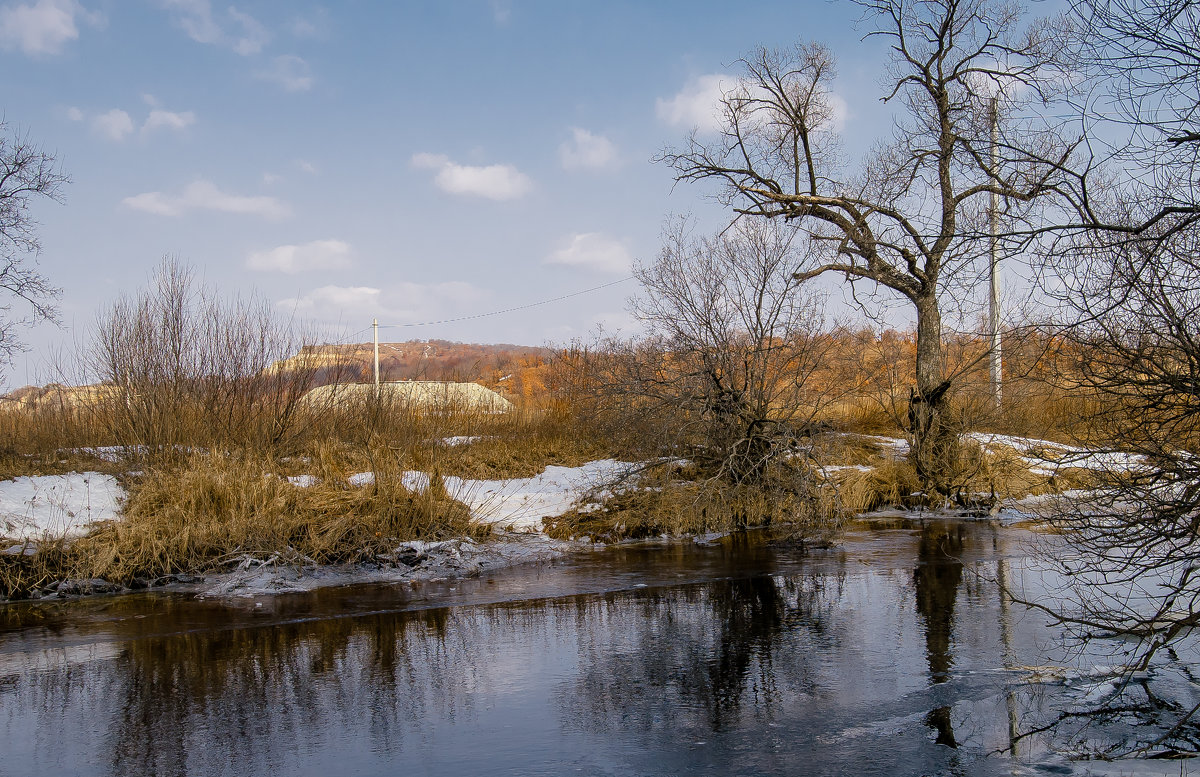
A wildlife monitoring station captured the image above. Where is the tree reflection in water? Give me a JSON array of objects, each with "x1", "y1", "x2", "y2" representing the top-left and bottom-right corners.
[
  {"x1": 563, "y1": 568, "x2": 845, "y2": 737},
  {"x1": 1, "y1": 523, "x2": 1141, "y2": 776},
  {"x1": 105, "y1": 605, "x2": 455, "y2": 776},
  {"x1": 913, "y1": 521, "x2": 965, "y2": 749}
]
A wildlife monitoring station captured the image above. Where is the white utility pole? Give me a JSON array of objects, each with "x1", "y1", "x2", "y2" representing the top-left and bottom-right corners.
[
  {"x1": 373, "y1": 318, "x2": 380, "y2": 391},
  {"x1": 989, "y1": 96, "x2": 1002, "y2": 409}
]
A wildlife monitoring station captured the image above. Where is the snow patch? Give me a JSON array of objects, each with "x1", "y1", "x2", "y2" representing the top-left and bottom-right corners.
[
  {"x1": 351, "y1": 459, "x2": 640, "y2": 531},
  {"x1": 438, "y1": 436, "x2": 483, "y2": 446},
  {"x1": 965, "y1": 432, "x2": 1145, "y2": 472},
  {"x1": 0, "y1": 473, "x2": 124, "y2": 541}
]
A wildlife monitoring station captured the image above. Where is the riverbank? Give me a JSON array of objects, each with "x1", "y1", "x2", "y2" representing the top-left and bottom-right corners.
[{"x1": 0, "y1": 431, "x2": 1128, "y2": 602}]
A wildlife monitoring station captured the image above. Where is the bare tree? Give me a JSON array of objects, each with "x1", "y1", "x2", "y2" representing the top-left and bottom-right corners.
[
  {"x1": 659, "y1": 0, "x2": 1081, "y2": 495},
  {"x1": 1057, "y1": 0, "x2": 1200, "y2": 238},
  {"x1": 0, "y1": 122, "x2": 67, "y2": 368},
  {"x1": 573, "y1": 219, "x2": 841, "y2": 493}
]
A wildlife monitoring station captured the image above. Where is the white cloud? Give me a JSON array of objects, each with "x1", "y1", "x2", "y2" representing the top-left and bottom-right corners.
[
  {"x1": 247, "y1": 239, "x2": 351, "y2": 273},
  {"x1": 656, "y1": 73, "x2": 731, "y2": 132},
  {"x1": 142, "y1": 108, "x2": 195, "y2": 134},
  {"x1": 227, "y1": 6, "x2": 268, "y2": 55},
  {"x1": 256, "y1": 54, "x2": 313, "y2": 92},
  {"x1": 122, "y1": 179, "x2": 290, "y2": 219},
  {"x1": 69, "y1": 101, "x2": 196, "y2": 138},
  {"x1": 0, "y1": 0, "x2": 98, "y2": 56},
  {"x1": 278, "y1": 281, "x2": 487, "y2": 323},
  {"x1": 827, "y1": 92, "x2": 850, "y2": 132},
  {"x1": 296, "y1": 159, "x2": 317, "y2": 174},
  {"x1": 279, "y1": 285, "x2": 381, "y2": 315},
  {"x1": 289, "y1": 16, "x2": 317, "y2": 37},
  {"x1": 121, "y1": 191, "x2": 180, "y2": 216},
  {"x1": 547, "y1": 232, "x2": 633, "y2": 274},
  {"x1": 489, "y1": 0, "x2": 511, "y2": 25},
  {"x1": 158, "y1": 0, "x2": 220, "y2": 45},
  {"x1": 559, "y1": 127, "x2": 619, "y2": 171},
  {"x1": 657, "y1": 73, "x2": 851, "y2": 135},
  {"x1": 157, "y1": 1, "x2": 269, "y2": 55},
  {"x1": 288, "y1": 9, "x2": 326, "y2": 39},
  {"x1": 92, "y1": 109, "x2": 133, "y2": 141},
  {"x1": 411, "y1": 153, "x2": 532, "y2": 201}
]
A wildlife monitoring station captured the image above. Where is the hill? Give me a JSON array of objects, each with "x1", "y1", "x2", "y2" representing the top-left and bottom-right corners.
[{"x1": 268, "y1": 339, "x2": 556, "y2": 399}]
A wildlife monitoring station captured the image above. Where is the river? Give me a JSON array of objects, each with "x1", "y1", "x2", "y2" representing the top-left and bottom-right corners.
[{"x1": 0, "y1": 517, "x2": 1194, "y2": 776}]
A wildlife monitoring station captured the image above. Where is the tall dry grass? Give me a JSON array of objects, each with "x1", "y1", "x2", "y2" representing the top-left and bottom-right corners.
[
  {"x1": 0, "y1": 448, "x2": 483, "y2": 599},
  {"x1": 544, "y1": 457, "x2": 844, "y2": 544}
]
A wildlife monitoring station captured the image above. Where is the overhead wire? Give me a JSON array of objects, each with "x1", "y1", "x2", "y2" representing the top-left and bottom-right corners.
[{"x1": 375, "y1": 276, "x2": 634, "y2": 330}]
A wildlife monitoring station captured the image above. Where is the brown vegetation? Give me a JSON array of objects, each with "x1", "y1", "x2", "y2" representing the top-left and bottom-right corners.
[{"x1": 0, "y1": 256, "x2": 1122, "y2": 601}]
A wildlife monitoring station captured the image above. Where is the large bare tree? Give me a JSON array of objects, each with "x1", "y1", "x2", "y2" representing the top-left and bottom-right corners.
[
  {"x1": 0, "y1": 122, "x2": 67, "y2": 369},
  {"x1": 660, "y1": 0, "x2": 1080, "y2": 495}
]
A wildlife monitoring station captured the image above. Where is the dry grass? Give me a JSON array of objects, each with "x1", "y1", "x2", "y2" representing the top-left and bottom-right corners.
[
  {"x1": 544, "y1": 459, "x2": 843, "y2": 545},
  {"x1": 0, "y1": 449, "x2": 483, "y2": 599},
  {"x1": 823, "y1": 458, "x2": 924, "y2": 514}
]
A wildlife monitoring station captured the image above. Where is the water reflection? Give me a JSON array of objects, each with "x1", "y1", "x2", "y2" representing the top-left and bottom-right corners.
[
  {"x1": 0, "y1": 522, "x2": 1143, "y2": 776},
  {"x1": 913, "y1": 521, "x2": 965, "y2": 748}
]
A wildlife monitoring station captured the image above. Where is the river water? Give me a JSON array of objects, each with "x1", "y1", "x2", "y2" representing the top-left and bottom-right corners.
[{"x1": 0, "y1": 517, "x2": 1195, "y2": 776}]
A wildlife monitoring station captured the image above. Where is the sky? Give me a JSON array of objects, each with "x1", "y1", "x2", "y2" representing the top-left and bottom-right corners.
[{"x1": 0, "y1": 0, "x2": 1017, "y2": 388}]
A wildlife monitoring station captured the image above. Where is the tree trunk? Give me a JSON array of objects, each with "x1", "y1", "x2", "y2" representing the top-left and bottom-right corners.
[{"x1": 908, "y1": 296, "x2": 958, "y2": 497}]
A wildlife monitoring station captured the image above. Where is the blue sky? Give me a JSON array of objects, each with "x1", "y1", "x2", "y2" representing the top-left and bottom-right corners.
[{"x1": 2, "y1": 0, "x2": 921, "y2": 387}]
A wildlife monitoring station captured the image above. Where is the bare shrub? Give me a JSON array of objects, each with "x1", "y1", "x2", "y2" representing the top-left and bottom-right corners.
[
  {"x1": 551, "y1": 219, "x2": 851, "y2": 536},
  {"x1": 85, "y1": 259, "x2": 322, "y2": 456},
  {"x1": 579, "y1": 219, "x2": 843, "y2": 482}
]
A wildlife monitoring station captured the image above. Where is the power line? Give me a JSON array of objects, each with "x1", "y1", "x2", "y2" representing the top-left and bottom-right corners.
[{"x1": 375, "y1": 276, "x2": 634, "y2": 330}]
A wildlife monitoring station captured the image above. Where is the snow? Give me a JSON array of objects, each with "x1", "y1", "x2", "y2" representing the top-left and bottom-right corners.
[
  {"x1": 438, "y1": 436, "x2": 482, "y2": 446},
  {"x1": 287, "y1": 474, "x2": 318, "y2": 488},
  {"x1": 965, "y1": 432, "x2": 1145, "y2": 472},
  {"x1": 194, "y1": 534, "x2": 571, "y2": 597},
  {"x1": 0, "y1": 473, "x2": 124, "y2": 541},
  {"x1": 351, "y1": 459, "x2": 640, "y2": 531},
  {"x1": 857, "y1": 435, "x2": 910, "y2": 456},
  {"x1": 66, "y1": 446, "x2": 135, "y2": 463}
]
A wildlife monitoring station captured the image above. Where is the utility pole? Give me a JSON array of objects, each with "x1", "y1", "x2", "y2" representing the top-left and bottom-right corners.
[
  {"x1": 373, "y1": 318, "x2": 380, "y2": 391},
  {"x1": 989, "y1": 96, "x2": 1002, "y2": 409}
]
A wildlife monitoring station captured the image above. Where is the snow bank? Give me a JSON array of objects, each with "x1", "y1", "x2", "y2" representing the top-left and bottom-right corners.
[
  {"x1": 965, "y1": 432, "x2": 1145, "y2": 472},
  {"x1": 352, "y1": 459, "x2": 639, "y2": 531},
  {"x1": 0, "y1": 473, "x2": 124, "y2": 542}
]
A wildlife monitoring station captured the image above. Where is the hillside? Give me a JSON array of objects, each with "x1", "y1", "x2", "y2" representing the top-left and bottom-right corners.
[{"x1": 268, "y1": 339, "x2": 556, "y2": 398}]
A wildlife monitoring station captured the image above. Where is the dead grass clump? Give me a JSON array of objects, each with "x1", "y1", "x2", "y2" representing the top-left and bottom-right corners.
[
  {"x1": 544, "y1": 461, "x2": 843, "y2": 544},
  {"x1": 826, "y1": 458, "x2": 923, "y2": 515},
  {"x1": 959, "y1": 443, "x2": 1047, "y2": 500},
  {"x1": 68, "y1": 450, "x2": 481, "y2": 585}
]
